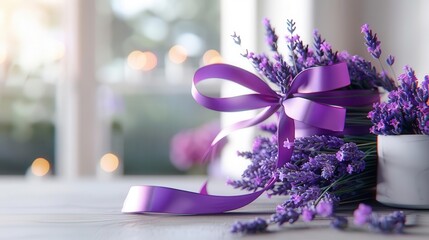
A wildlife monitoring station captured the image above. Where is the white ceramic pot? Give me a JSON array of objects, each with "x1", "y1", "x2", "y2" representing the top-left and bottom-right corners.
[{"x1": 377, "y1": 135, "x2": 429, "y2": 209}]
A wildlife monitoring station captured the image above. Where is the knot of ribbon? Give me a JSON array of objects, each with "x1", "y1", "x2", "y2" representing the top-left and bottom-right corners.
[
  {"x1": 192, "y1": 62, "x2": 352, "y2": 168},
  {"x1": 122, "y1": 62, "x2": 379, "y2": 215}
]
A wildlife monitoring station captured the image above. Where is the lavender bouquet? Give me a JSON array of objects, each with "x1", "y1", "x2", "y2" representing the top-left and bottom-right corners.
[
  {"x1": 228, "y1": 19, "x2": 403, "y2": 233},
  {"x1": 360, "y1": 23, "x2": 429, "y2": 135},
  {"x1": 368, "y1": 66, "x2": 429, "y2": 135}
]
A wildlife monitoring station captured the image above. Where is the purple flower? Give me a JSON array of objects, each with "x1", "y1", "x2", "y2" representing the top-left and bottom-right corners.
[
  {"x1": 376, "y1": 121, "x2": 385, "y2": 131},
  {"x1": 368, "y1": 211, "x2": 406, "y2": 233},
  {"x1": 369, "y1": 66, "x2": 429, "y2": 135},
  {"x1": 270, "y1": 208, "x2": 299, "y2": 225},
  {"x1": 290, "y1": 194, "x2": 303, "y2": 205},
  {"x1": 233, "y1": 129, "x2": 367, "y2": 211},
  {"x1": 320, "y1": 42, "x2": 331, "y2": 52},
  {"x1": 231, "y1": 217, "x2": 268, "y2": 234},
  {"x1": 336, "y1": 143, "x2": 365, "y2": 163},
  {"x1": 389, "y1": 118, "x2": 400, "y2": 129},
  {"x1": 321, "y1": 163, "x2": 335, "y2": 179},
  {"x1": 302, "y1": 208, "x2": 315, "y2": 222},
  {"x1": 285, "y1": 35, "x2": 300, "y2": 43},
  {"x1": 386, "y1": 55, "x2": 395, "y2": 66},
  {"x1": 361, "y1": 24, "x2": 382, "y2": 59},
  {"x1": 353, "y1": 203, "x2": 372, "y2": 226},
  {"x1": 360, "y1": 24, "x2": 370, "y2": 33},
  {"x1": 276, "y1": 204, "x2": 286, "y2": 214},
  {"x1": 316, "y1": 201, "x2": 333, "y2": 217},
  {"x1": 331, "y1": 216, "x2": 348, "y2": 230},
  {"x1": 243, "y1": 18, "x2": 394, "y2": 95},
  {"x1": 283, "y1": 138, "x2": 294, "y2": 149},
  {"x1": 170, "y1": 121, "x2": 226, "y2": 170},
  {"x1": 263, "y1": 18, "x2": 278, "y2": 52}
]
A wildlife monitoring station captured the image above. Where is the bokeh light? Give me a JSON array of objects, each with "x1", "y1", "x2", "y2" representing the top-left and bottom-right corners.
[
  {"x1": 100, "y1": 153, "x2": 120, "y2": 173},
  {"x1": 141, "y1": 51, "x2": 157, "y2": 71},
  {"x1": 127, "y1": 50, "x2": 157, "y2": 71},
  {"x1": 127, "y1": 50, "x2": 147, "y2": 70},
  {"x1": 202, "y1": 49, "x2": 222, "y2": 65},
  {"x1": 31, "y1": 158, "x2": 50, "y2": 177},
  {"x1": 168, "y1": 45, "x2": 187, "y2": 64}
]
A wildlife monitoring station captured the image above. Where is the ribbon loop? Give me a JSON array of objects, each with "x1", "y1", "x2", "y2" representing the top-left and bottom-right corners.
[
  {"x1": 283, "y1": 97, "x2": 346, "y2": 131},
  {"x1": 288, "y1": 63, "x2": 351, "y2": 94}
]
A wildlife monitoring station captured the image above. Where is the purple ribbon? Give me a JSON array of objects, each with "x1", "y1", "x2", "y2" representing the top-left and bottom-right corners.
[{"x1": 122, "y1": 63, "x2": 379, "y2": 215}]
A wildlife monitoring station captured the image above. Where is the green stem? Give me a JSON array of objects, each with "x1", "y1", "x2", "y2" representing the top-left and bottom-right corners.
[{"x1": 315, "y1": 175, "x2": 347, "y2": 206}]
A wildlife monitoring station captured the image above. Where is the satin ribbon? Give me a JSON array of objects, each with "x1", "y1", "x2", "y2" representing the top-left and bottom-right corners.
[{"x1": 122, "y1": 62, "x2": 379, "y2": 215}]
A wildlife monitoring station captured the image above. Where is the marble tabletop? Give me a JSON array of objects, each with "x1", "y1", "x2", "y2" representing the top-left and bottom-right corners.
[{"x1": 0, "y1": 176, "x2": 428, "y2": 240}]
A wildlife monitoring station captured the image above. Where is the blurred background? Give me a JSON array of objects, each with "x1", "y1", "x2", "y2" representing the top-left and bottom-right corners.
[{"x1": 0, "y1": 0, "x2": 427, "y2": 178}]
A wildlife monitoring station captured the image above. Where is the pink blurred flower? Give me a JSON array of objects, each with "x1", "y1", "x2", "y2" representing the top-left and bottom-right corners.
[{"x1": 170, "y1": 121, "x2": 226, "y2": 171}]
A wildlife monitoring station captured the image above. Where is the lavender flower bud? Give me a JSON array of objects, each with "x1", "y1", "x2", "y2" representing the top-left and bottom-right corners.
[
  {"x1": 331, "y1": 216, "x2": 348, "y2": 230},
  {"x1": 302, "y1": 208, "x2": 316, "y2": 222},
  {"x1": 316, "y1": 201, "x2": 333, "y2": 217},
  {"x1": 231, "y1": 217, "x2": 268, "y2": 234},
  {"x1": 386, "y1": 55, "x2": 395, "y2": 66},
  {"x1": 361, "y1": 24, "x2": 382, "y2": 59},
  {"x1": 368, "y1": 211, "x2": 406, "y2": 233},
  {"x1": 263, "y1": 18, "x2": 278, "y2": 51},
  {"x1": 283, "y1": 138, "x2": 294, "y2": 149},
  {"x1": 353, "y1": 203, "x2": 372, "y2": 226},
  {"x1": 270, "y1": 208, "x2": 299, "y2": 225}
]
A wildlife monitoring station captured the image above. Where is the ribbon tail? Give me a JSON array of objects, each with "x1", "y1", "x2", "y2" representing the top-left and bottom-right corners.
[
  {"x1": 121, "y1": 179, "x2": 276, "y2": 215},
  {"x1": 199, "y1": 181, "x2": 208, "y2": 195},
  {"x1": 200, "y1": 105, "x2": 279, "y2": 167},
  {"x1": 276, "y1": 111, "x2": 295, "y2": 168},
  {"x1": 212, "y1": 105, "x2": 280, "y2": 145}
]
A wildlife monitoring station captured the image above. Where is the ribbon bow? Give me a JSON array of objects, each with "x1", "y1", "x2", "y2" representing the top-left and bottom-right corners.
[
  {"x1": 122, "y1": 62, "x2": 378, "y2": 215},
  {"x1": 192, "y1": 63, "x2": 350, "y2": 167}
]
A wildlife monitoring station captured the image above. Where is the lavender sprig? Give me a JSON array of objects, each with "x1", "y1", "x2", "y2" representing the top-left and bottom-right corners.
[
  {"x1": 263, "y1": 18, "x2": 278, "y2": 52},
  {"x1": 360, "y1": 24, "x2": 397, "y2": 90},
  {"x1": 231, "y1": 217, "x2": 268, "y2": 234},
  {"x1": 232, "y1": 203, "x2": 406, "y2": 235},
  {"x1": 313, "y1": 30, "x2": 324, "y2": 63},
  {"x1": 354, "y1": 203, "x2": 406, "y2": 233},
  {"x1": 270, "y1": 208, "x2": 299, "y2": 225},
  {"x1": 286, "y1": 19, "x2": 299, "y2": 75},
  {"x1": 361, "y1": 24, "x2": 381, "y2": 59}
]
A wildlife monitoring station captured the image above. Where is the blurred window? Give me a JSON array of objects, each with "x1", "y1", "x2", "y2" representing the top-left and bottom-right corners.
[
  {"x1": 98, "y1": 0, "x2": 221, "y2": 174},
  {"x1": 0, "y1": 0, "x2": 221, "y2": 175},
  {"x1": 0, "y1": 0, "x2": 61, "y2": 174}
]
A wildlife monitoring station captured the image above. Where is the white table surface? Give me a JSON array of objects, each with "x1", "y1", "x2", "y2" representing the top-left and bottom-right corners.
[{"x1": 0, "y1": 176, "x2": 428, "y2": 240}]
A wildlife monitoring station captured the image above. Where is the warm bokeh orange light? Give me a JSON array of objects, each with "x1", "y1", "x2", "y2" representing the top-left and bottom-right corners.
[
  {"x1": 100, "y1": 153, "x2": 120, "y2": 173},
  {"x1": 31, "y1": 158, "x2": 50, "y2": 177},
  {"x1": 127, "y1": 50, "x2": 147, "y2": 70},
  {"x1": 141, "y1": 51, "x2": 157, "y2": 71},
  {"x1": 202, "y1": 49, "x2": 222, "y2": 65},
  {"x1": 127, "y1": 50, "x2": 157, "y2": 71},
  {"x1": 168, "y1": 45, "x2": 187, "y2": 64}
]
